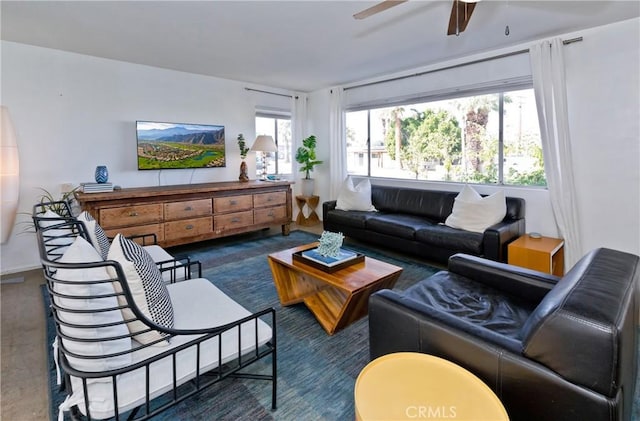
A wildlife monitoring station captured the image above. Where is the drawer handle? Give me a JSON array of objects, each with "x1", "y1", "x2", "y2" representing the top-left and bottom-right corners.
[
  {"x1": 229, "y1": 200, "x2": 237, "y2": 206},
  {"x1": 129, "y1": 211, "x2": 138, "y2": 217},
  {"x1": 184, "y1": 206, "x2": 193, "y2": 211},
  {"x1": 231, "y1": 217, "x2": 241, "y2": 223},
  {"x1": 185, "y1": 224, "x2": 194, "y2": 230},
  {"x1": 267, "y1": 197, "x2": 273, "y2": 202},
  {"x1": 268, "y1": 210, "x2": 275, "y2": 217}
]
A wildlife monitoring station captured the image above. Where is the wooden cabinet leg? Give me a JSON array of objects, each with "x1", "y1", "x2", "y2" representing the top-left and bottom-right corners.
[{"x1": 282, "y1": 223, "x2": 291, "y2": 236}]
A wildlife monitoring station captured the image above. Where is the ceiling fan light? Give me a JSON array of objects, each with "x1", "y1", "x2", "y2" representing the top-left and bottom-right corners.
[{"x1": 460, "y1": 0, "x2": 480, "y2": 3}]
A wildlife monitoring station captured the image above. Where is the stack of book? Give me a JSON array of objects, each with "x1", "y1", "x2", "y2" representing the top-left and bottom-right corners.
[
  {"x1": 293, "y1": 247, "x2": 365, "y2": 273},
  {"x1": 81, "y1": 182, "x2": 114, "y2": 193},
  {"x1": 301, "y1": 248, "x2": 359, "y2": 267}
]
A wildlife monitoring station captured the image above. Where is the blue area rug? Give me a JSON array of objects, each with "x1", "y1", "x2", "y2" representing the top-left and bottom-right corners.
[
  {"x1": 44, "y1": 230, "x2": 441, "y2": 420},
  {"x1": 43, "y1": 229, "x2": 640, "y2": 420}
]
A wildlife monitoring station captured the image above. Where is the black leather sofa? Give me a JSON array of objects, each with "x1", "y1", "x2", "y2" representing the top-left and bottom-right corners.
[
  {"x1": 323, "y1": 185, "x2": 525, "y2": 263},
  {"x1": 369, "y1": 248, "x2": 639, "y2": 421}
]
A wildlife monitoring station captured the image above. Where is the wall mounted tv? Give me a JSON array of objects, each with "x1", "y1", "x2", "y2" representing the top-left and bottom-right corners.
[{"x1": 136, "y1": 120, "x2": 226, "y2": 170}]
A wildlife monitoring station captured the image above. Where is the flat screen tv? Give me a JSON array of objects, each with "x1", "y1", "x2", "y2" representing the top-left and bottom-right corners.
[{"x1": 136, "y1": 120, "x2": 226, "y2": 170}]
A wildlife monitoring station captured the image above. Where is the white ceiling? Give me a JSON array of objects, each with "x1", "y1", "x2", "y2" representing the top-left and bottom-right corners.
[{"x1": 2, "y1": 1, "x2": 639, "y2": 92}]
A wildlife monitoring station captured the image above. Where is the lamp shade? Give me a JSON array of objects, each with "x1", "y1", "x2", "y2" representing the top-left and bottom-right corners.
[
  {"x1": 0, "y1": 106, "x2": 20, "y2": 244},
  {"x1": 251, "y1": 135, "x2": 277, "y2": 152}
]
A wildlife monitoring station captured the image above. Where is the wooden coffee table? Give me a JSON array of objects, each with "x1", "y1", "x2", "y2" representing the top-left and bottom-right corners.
[{"x1": 268, "y1": 243, "x2": 403, "y2": 335}]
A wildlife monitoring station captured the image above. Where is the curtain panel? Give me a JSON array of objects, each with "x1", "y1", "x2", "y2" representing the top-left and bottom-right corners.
[
  {"x1": 329, "y1": 87, "x2": 347, "y2": 200},
  {"x1": 530, "y1": 38, "x2": 583, "y2": 269},
  {"x1": 291, "y1": 93, "x2": 308, "y2": 194}
]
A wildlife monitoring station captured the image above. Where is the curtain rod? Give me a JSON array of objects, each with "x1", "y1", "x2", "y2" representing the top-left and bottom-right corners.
[
  {"x1": 344, "y1": 36, "x2": 583, "y2": 92},
  {"x1": 244, "y1": 87, "x2": 298, "y2": 99}
]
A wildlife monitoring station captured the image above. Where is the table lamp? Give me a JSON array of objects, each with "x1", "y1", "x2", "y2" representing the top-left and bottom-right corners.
[{"x1": 251, "y1": 135, "x2": 277, "y2": 180}]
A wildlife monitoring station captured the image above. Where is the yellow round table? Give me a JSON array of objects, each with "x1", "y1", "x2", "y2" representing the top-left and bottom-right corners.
[{"x1": 354, "y1": 352, "x2": 509, "y2": 421}]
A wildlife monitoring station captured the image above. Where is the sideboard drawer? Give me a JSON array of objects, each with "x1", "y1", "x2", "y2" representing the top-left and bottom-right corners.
[
  {"x1": 104, "y1": 223, "x2": 164, "y2": 244},
  {"x1": 254, "y1": 205, "x2": 287, "y2": 225},
  {"x1": 164, "y1": 199, "x2": 212, "y2": 220},
  {"x1": 254, "y1": 191, "x2": 286, "y2": 208},
  {"x1": 100, "y1": 204, "x2": 163, "y2": 229},
  {"x1": 214, "y1": 195, "x2": 253, "y2": 213},
  {"x1": 214, "y1": 211, "x2": 253, "y2": 232},
  {"x1": 164, "y1": 217, "x2": 213, "y2": 241}
]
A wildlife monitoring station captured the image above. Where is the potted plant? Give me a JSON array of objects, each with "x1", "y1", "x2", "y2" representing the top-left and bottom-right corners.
[
  {"x1": 237, "y1": 133, "x2": 250, "y2": 182},
  {"x1": 295, "y1": 135, "x2": 322, "y2": 196},
  {"x1": 19, "y1": 186, "x2": 79, "y2": 233}
]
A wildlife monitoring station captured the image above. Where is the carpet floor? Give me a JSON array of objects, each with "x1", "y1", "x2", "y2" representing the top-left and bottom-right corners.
[{"x1": 44, "y1": 230, "x2": 441, "y2": 420}]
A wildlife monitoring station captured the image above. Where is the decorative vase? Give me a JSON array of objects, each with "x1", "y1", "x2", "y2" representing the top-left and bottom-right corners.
[
  {"x1": 239, "y1": 160, "x2": 249, "y2": 182},
  {"x1": 301, "y1": 178, "x2": 315, "y2": 196},
  {"x1": 95, "y1": 165, "x2": 109, "y2": 184}
]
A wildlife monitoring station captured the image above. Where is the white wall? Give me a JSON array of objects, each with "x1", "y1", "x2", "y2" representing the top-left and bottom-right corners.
[
  {"x1": 564, "y1": 18, "x2": 640, "y2": 256},
  {"x1": 0, "y1": 41, "x2": 293, "y2": 274}
]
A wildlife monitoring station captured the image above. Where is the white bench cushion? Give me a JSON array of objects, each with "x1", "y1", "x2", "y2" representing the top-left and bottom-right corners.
[{"x1": 60, "y1": 278, "x2": 273, "y2": 420}]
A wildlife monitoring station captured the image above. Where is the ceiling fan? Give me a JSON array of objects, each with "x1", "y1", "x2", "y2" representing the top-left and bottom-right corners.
[{"x1": 353, "y1": 0, "x2": 481, "y2": 36}]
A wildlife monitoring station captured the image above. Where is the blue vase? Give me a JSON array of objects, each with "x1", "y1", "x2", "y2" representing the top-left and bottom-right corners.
[{"x1": 95, "y1": 165, "x2": 109, "y2": 183}]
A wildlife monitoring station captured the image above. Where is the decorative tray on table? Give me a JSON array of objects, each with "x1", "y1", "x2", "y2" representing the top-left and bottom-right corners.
[{"x1": 292, "y1": 247, "x2": 365, "y2": 273}]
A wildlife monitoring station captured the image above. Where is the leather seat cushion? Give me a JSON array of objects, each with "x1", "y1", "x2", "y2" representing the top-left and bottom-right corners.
[
  {"x1": 416, "y1": 224, "x2": 484, "y2": 255},
  {"x1": 365, "y1": 214, "x2": 436, "y2": 240},
  {"x1": 403, "y1": 271, "x2": 536, "y2": 339},
  {"x1": 324, "y1": 209, "x2": 375, "y2": 229}
]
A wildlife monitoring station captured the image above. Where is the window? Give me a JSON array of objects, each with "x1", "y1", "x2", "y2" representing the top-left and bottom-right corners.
[
  {"x1": 345, "y1": 88, "x2": 545, "y2": 186},
  {"x1": 255, "y1": 115, "x2": 292, "y2": 177}
]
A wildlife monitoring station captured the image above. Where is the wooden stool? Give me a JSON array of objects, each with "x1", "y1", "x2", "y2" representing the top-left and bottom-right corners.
[
  {"x1": 295, "y1": 195, "x2": 320, "y2": 226},
  {"x1": 354, "y1": 352, "x2": 509, "y2": 421}
]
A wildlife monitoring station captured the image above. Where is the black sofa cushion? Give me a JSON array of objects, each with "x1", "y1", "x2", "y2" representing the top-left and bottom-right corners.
[
  {"x1": 415, "y1": 224, "x2": 484, "y2": 255},
  {"x1": 365, "y1": 213, "x2": 436, "y2": 240},
  {"x1": 323, "y1": 209, "x2": 376, "y2": 229},
  {"x1": 402, "y1": 271, "x2": 536, "y2": 340},
  {"x1": 371, "y1": 185, "x2": 457, "y2": 220}
]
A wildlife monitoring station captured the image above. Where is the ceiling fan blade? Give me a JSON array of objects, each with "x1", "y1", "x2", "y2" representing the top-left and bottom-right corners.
[
  {"x1": 447, "y1": 0, "x2": 477, "y2": 35},
  {"x1": 353, "y1": 0, "x2": 408, "y2": 20}
]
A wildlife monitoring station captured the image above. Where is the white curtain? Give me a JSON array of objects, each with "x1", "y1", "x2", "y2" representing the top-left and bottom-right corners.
[
  {"x1": 328, "y1": 87, "x2": 347, "y2": 199},
  {"x1": 291, "y1": 93, "x2": 308, "y2": 193},
  {"x1": 530, "y1": 38, "x2": 583, "y2": 269}
]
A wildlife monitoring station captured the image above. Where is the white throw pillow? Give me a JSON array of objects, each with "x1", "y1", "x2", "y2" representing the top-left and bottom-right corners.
[
  {"x1": 107, "y1": 234, "x2": 174, "y2": 346},
  {"x1": 77, "y1": 211, "x2": 111, "y2": 260},
  {"x1": 37, "y1": 209, "x2": 75, "y2": 257},
  {"x1": 55, "y1": 237, "x2": 132, "y2": 375},
  {"x1": 445, "y1": 185, "x2": 507, "y2": 233},
  {"x1": 336, "y1": 177, "x2": 377, "y2": 212}
]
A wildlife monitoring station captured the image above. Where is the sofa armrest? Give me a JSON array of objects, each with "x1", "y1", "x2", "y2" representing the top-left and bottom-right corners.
[
  {"x1": 482, "y1": 218, "x2": 525, "y2": 261},
  {"x1": 448, "y1": 253, "x2": 560, "y2": 302},
  {"x1": 323, "y1": 200, "x2": 337, "y2": 214},
  {"x1": 157, "y1": 258, "x2": 202, "y2": 282}
]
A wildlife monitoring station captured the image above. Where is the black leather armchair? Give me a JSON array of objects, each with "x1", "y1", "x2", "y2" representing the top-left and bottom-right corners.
[{"x1": 369, "y1": 248, "x2": 639, "y2": 420}]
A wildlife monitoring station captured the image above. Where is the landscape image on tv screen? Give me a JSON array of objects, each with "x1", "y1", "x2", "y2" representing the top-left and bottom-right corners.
[{"x1": 136, "y1": 121, "x2": 226, "y2": 170}]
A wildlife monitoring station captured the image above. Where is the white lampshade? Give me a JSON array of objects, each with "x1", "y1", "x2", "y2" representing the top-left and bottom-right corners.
[
  {"x1": 0, "y1": 106, "x2": 20, "y2": 244},
  {"x1": 251, "y1": 135, "x2": 278, "y2": 152}
]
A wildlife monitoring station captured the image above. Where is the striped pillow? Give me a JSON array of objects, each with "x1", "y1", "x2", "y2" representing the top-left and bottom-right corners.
[
  {"x1": 77, "y1": 211, "x2": 111, "y2": 260},
  {"x1": 107, "y1": 234, "x2": 174, "y2": 346}
]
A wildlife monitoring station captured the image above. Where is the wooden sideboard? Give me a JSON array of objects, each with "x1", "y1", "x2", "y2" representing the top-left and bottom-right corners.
[{"x1": 75, "y1": 180, "x2": 293, "y2": 247}]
